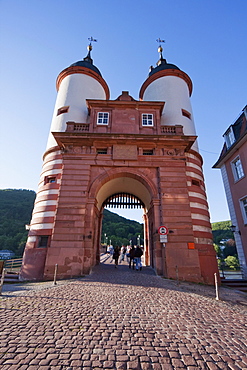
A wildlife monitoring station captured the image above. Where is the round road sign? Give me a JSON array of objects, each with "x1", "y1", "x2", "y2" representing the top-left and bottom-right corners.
[{"x1": 158, "y1": 226, "x2": 169, "y2": 235}]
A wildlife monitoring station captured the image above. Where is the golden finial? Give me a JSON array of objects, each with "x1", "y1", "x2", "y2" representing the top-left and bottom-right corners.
[
  {"x1": 156, "y1": 38, "x2": 165, "y2": 60},
  {"x1": 88, "y1": 36, "x2": 97, "y2": 51}
]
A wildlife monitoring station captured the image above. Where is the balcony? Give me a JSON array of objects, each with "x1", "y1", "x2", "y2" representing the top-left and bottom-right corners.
[
  {"x1": 66, "y1": 121, "x2": 184, "y2": 135},
  {"x1": 66, "y1": 122, "x2": 89, "y2": 132},
  {"x1": 161, "y1": 125, "x2": 183, "y2": 135}
]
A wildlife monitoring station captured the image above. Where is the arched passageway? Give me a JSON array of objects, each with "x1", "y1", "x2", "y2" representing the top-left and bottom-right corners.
[{"x1": 89, "y1": 172, "x2": 159, "y2": 272}]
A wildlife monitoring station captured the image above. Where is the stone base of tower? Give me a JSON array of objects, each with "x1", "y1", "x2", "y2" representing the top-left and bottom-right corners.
[
  {"x1": 20, "y1": 247, "x2": 47, "y2": 281},
  {"x1": 43, "y1": 247, "x2": 92, "y2": 280},
  {"x1": 165, "y1": 245, "x2": 203, "y2": 284}
]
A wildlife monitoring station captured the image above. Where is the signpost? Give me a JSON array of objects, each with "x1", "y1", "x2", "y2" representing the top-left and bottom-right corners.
[
  {"x1": 158, "y1": 226, "x2": 168, "y2": 246},
  {"x1": 160, "y1": 235, "x2": 167, "y2": 243},
  {"x1": 158, "y1": 226, "x2": 169, "y2": 235}
]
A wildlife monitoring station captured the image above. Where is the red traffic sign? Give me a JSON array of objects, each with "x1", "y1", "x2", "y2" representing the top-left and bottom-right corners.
[{"x1": 158, "y1": 226, "x2": 169, "y2": 235}]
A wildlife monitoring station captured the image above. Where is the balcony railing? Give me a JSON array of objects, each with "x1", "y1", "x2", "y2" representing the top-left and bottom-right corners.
[
  {"x1": 66, "y1": 122, "x2": 89, "y2": 132},
  {"x1": 66, "y1": 122, "x2": 184, "y2": 135},
  {"x1": 161, "y1": 125, "x2": 183, "y2": 135}
]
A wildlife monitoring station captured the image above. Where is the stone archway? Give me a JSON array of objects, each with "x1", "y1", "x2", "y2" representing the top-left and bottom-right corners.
[{"x1": 87, "y1": 169, "x2": 160, "y2": 273}]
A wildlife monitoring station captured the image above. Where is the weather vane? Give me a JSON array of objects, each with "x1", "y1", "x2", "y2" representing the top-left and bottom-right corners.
[
  {"x1": 88, "y1": 36, "x2": 97, "y2": 45},
  {"x1": 87, "y1": 36, "x2": 97, "y2": 53},
  {"x1": 156, "y1": 38, "x2": 165, "y2": 59},
  {"x1": 156, "y1": 38, "x2": 165, "y2": 46}
]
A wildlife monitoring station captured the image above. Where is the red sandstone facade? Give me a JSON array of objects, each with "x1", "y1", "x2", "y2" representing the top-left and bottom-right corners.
[{"x1": 20, "y1": 46, "x2": 219, "y2": 284}]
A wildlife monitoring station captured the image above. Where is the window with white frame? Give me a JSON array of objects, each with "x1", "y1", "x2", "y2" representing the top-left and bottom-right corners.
[
  {"x1": 224, "y1": 126, "x2": 235, "y2": 148},
  {"x1": 231, "y1": 156, "x2": 244, "y2": 181},
  {"x1": 142, "y1": 114, "x2": 153, "y2": 126},
  {"x1": 97, "y1": 112, "x2": 109, "y2": 125},
  {"x1": 240, "y1": 196, "x2": 247, "y2": 224}
]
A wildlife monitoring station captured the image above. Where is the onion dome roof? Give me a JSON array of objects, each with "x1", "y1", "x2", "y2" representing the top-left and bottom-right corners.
[
  {"x1": 139, "y1": 43, "x2": 193, "y2": 99},
  {"x1": 148, "y1": 45, "x2": 180, "y2": 77},
  {"x1": 69, "y1": 43, "x2": 102, "y2": 76}
]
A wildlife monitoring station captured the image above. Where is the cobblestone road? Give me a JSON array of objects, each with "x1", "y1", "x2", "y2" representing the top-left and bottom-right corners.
[{"x1": 1, "y1": 255, "x2": 247, "y2": 369}]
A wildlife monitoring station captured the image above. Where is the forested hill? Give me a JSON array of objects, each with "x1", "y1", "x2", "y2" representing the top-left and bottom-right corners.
[
  {"x1": 211, "y1": 220, "x2": 234, "y2": 245},
  {"x1": 0, "y1": 189, "x2": 36, "y2": 256},
  {"x1": 102, "y1": 208, "x2": 143, "y2": 247},
  {"x1": 0, "y1": 189, "x2": 143, "y2": 257},
  {"x1": 0, "y1": 189, "x2": 233, "y2": 258}
]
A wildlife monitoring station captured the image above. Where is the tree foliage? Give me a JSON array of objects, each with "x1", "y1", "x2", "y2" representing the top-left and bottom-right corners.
[
  {"x1": 211, "y1": 220, "x2": 234, "y2": 245},
  {"x1": 0, "y1": 189, "x2": 143, "y2": 257},
  {"x1": 224, "y1": 255, "x2": 240, "y2": 270},
  {"x1": 0, "y1": 189, "x2": 36, "y2": 257},
  {"x1": 102, "y1": 209, "x2": 143, "y2": 247},
  {"x1": 212, "y1": 220, "x2": 240, "y2": 270}
]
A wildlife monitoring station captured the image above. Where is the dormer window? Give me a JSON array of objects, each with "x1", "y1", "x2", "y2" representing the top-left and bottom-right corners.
[
  {"x1": 224, "y1": 126, "x2": 235, "y2": 148},
  {"x1": 142, "y1": 114, "x2": 153, "y2": 126},
  {"x1": 97, "y1": 112, "x2": 109, "y2": 125}
]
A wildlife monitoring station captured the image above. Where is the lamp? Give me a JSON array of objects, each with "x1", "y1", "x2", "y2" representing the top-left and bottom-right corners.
[{"x1": 230, "y1": 225, "x2": 241, "y2": 235}]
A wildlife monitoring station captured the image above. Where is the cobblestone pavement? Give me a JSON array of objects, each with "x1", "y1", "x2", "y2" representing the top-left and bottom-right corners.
[{"x1": 1, "y1": 254, "x2": 247, "y2": 370}]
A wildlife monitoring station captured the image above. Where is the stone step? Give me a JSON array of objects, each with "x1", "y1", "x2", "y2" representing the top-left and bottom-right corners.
[
  {"x1": 221, "y1": 279, "x2": 247, "y2": 292},
  {"x1": 1, "y1": 272, "x2": 20, "y2": 283}
]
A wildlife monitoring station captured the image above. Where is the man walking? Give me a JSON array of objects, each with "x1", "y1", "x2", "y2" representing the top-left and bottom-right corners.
[{"x1": 134, "y1": 245, "x2": 143, "y2": 271}]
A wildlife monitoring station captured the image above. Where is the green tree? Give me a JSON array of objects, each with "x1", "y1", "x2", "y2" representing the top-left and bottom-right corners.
[
  {"x1": 101, "y1": 209, "x2": 143, "y2": 246},
  {"x1": 211, "y1": 220, "x2": 234, "y2": 245},
  {"x1": 224, "y1": 255, "x2": 240, "y2": 270},
  {"x1": 0, "y1": 189, "x2": 36, "y2": 257},
  {"x1": 214, "y1": 243, "x2": 222, "y2": 259}
]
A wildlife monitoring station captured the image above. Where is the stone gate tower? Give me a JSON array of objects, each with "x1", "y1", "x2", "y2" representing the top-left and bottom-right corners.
[{"x1": 21, "y1": 43, "x2": 218, "y2": 284}]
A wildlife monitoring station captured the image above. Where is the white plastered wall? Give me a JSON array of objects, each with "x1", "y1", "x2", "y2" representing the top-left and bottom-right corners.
[
  {"x1": 46, "y1": 73, "x2": 107, "y2": 150},
  {"x1": 143, "y1": 75, "x2": 199, "y2": 152}
]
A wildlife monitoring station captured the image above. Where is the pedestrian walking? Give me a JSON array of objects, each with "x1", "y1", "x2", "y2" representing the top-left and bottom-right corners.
[
  {"x1": 128, "y1": 245, "x2": 136, "y2": 269},
  {"x1": 120, "y1": 245, "x2": 127, "y2": 262},
  {"x1": 109, "y1": 245, "x2": 114, "y2": 261},
  {"x1": 112, "y1": 246, "x2": 120, "y2": 268},
  {"x1": 126, "y1": 245, "x2": 131, "y2": 263},
  {"x1": 134, "y1": 245, "x2": 143, "y2": 271}
]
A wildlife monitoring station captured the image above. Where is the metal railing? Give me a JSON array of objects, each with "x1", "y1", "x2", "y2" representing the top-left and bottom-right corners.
[{"x1": 3, "y1": 258, "x2": 22, "y2": 273}]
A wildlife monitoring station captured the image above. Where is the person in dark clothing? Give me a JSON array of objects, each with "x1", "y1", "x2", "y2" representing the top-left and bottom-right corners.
[
  {"x1": 134, "y1": 245, "x2": 143, "y2": 271},
  {"x1": 112, "y1": 246, "x2": 120, "y2": 268},
  {"x1": 128, "y1": 245, "x2": 136, "y2": 269}
]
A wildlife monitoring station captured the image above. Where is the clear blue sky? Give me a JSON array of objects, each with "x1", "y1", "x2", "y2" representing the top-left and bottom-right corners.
[{"x1": 0, "y1": 0, "x2": 246, "y2": 223}]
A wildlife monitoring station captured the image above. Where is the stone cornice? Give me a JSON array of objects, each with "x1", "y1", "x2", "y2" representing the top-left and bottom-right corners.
[{"x1": 52, "y1": 131, "x2": 196, "y2": 153}]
